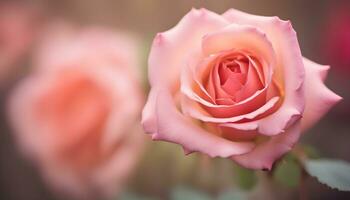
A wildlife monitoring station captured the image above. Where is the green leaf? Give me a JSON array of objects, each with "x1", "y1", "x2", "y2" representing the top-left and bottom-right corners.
[
  {"x1": 304, "y1": 159, "x2": 350, "y2": 191},
  {"x1": 273, "y1": 156, "x2": 301, "y2": 188},
  {"x1": 171, "y1": 186, "x2": 212, "y2": 200},
  {"x1": 217, "y1": 190, "x2": 246, "y2": 200},
  {"x1": 233, "y1": 165, "x2": 257, "y2": 190}
]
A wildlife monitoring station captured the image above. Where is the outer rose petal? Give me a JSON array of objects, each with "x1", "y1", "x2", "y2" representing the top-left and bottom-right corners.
[
  {"x1": 232, "y1": 118, "x2": 301, "y2": 170},
  {"x1": 141, "y1": 88, "x2": 159, "y2": 134},
  {"x1": 223, "y1": 9, "x2": 305, "y2": 136},
  {"x1": 152, "y1": 89, "x2": 255, "y2": 157},
  {"x1": 301, "y1": 58, "x2": 342, "y2": 131},
  {"x1": 148, "y1": 8, "x2": 229, "y2": 88}
]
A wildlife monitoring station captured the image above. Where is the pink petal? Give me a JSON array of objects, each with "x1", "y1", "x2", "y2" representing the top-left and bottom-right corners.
[
  {"x1": 153, "y1": 89, "x2": 255, "y2": 157},
  {"x1": 198, "y1": 56, "x2": 217, "y2": 101},
  {"x1": 211, "y1": 58, "x2": 236, "y2": 101},
  {"x1": 220, "y1": 126, "x2": 258, "y2": 141},
  {"x1": 204, "y1": 89, "x2": 268, "y2": 118},
  {"x1": 201, "y1": 24, "x2": 275, "y2": 103},
  {"x1": 219, "y1": 62, "x2": 245, "y2": 85},
  {"x1": 247, "y1": 56, "x2": 267, "y2": 86},
  {"x1": 301, "y1": 58, "x2": 342, "y2": 131},
  {"x1": 222, "y1": 106, "x2": 301, "y2": 137},
  {"x1": 216, "y1": 98, "x2": 236, "y2": 105},
  {"x1": 181, "y1": 51, "x2": 271, "y2": 118},
  {"x1": 223, "y1": 9, "x2": 305, "y2": 135},
  {"x1": 234, "y1": 61, "x2": 264, "y2": 101},
  {"x1": 191, "y1": 55, "x2": 216, "y2": 103},
  {"x1": 202, "y1": 23, "x2": 276, "y2": 67},
  {"x1": 141, "y1": 88, "x2": 159, "y2": 134},
  {"x1": 182, "y1": 94, "x2": 280, "y2": 123},
  {"x1": 221, "y1": 75, "x2": 243, "y2": 95},
  {"x1": 232, "y1": 118, "x2": 302, "y2": 170},
  {"x1": 180, "y1": 58, "x2": 219, "y2": 107},
  {"x1": 148, "y1": 8, "x2": 229, "y2": 88}
]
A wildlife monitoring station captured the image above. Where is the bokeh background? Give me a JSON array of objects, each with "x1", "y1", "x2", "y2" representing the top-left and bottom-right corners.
[{"x1": 0, "y1": 0, "x2": 349, "y2": 199}]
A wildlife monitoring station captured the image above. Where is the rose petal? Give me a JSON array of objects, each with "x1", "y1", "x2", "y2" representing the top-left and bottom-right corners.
[
  {"x1": 232, "y1": 118, "x2": 301, "y2": 170},
  {"x1": 234, "y1": 60, "x2": 264, "y2": 101},
  {"x1": 148, "y1": 8, "x2": 229, "y2": 89},
  {"x1": 211, "y1": 56, "x2": 237, "y2": 102},
  {"x1": 219, "y1": 62, "x2": 245, "y2": 85},
  {"x1": 205, "y1": 89, "x2": 269, "y2": 118},
  {"x1": 181, "y1": 50, "x2": 271, "y2": 115},
  {"x1": 152, "y1": 89, "x2": 255, "y2": 157},
  {"x1": 201, "y1": 23, "x2": 276, "y2": 104},
  {"x1": 202, "y1": 23, "x2": 276, "y2": 67},
  {"x1": 141, "y1": 88, "x2": 159, "y2": 134},
  {"x1": 221, "y1": 74, "x2": 243, "y2": 96},
  {"x1": 223, "y1": 9, "x2": 305, "y2": 135},
  {"x1": 182, "y1": 94, "x2": 280, "y2": 123},
  {"x1": 193, "y1": 54, "x2": 218, "y2": 102},
  {"x1": 301, "y1": 58, "x2": 342, "y2": 131},
  {"x1": 181, "y1": 54, "x2": 270, "y2": 112}
]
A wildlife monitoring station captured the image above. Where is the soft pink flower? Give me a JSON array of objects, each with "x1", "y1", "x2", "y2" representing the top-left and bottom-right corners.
[
  {"x1": 142, "y1": 8, "x2": 341, "y2": 170},
  {"x1": 0, "y1": 2, "x2": 41, "y2": 86},
  {"x1": 8, "y1": 25, "x2": 144, "y2": 199}
]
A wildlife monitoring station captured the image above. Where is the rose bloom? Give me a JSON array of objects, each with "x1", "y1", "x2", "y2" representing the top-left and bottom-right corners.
[
  {"x1": 142, "y1": 8, "x2": 342, "y2": 170},
  {"x1": 0, "y1": 2, "x2": 41, "y2": 86},
  {"x1": 8, "y1": 25, "x2": 144, "y2": 199}
]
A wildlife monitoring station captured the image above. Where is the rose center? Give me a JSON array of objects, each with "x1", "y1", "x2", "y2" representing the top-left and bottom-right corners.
[{"x1": 205, "y1": 51, "x2": 265, "y2": 105}]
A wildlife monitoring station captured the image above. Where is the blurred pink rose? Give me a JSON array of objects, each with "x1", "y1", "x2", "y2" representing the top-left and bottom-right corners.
[
  {"x1": 0, "y1": 2, "x2": 41, "y2": 86},
  {"x1": 323, "y1": 2, "x2": 350, "y2": 71},
  {"x1": 142, "y1": 8, "x2": 341, "y2": 170},
  {"x1": 8, "y1": 25, "x2": 144, "y2": 199}
]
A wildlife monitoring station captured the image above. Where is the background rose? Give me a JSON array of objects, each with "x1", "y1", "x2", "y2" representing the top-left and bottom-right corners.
[
  {"x1": 0, "y1": 1, "x2": 41, "y2": 87},
  {"x1": 7, "y1": 24, "x2": 144, "y2": 199},
  {"x1": 142, "y1": 8, "x2": 341, "y2": 170}
]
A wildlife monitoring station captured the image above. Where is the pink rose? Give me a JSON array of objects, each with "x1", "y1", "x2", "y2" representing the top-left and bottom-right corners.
[
  {"x1": 0, "y1": 2, "x2": 41, "y2": 86},
  {"x1": 142, "y1": 8, "x2": 342, "y2": 170},
  {"x1": 8, "y1": 25, "x2": 144, "y2": 199}
]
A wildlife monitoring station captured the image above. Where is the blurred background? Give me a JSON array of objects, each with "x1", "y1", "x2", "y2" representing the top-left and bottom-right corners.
[{"x1": 0, "y1": 0, "x2": 349, "y2": 199}]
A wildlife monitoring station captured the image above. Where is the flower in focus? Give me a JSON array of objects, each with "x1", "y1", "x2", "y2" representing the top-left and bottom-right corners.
[
  {"x1": 142, "y1": 8, "x2": 341, "y2": 170},
  {"x1": 8, "y1": 24, "x2": 145, "y2": 199},
  {"x1": 0, "y1": 1, "x2": 41, "y2": 86}
]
